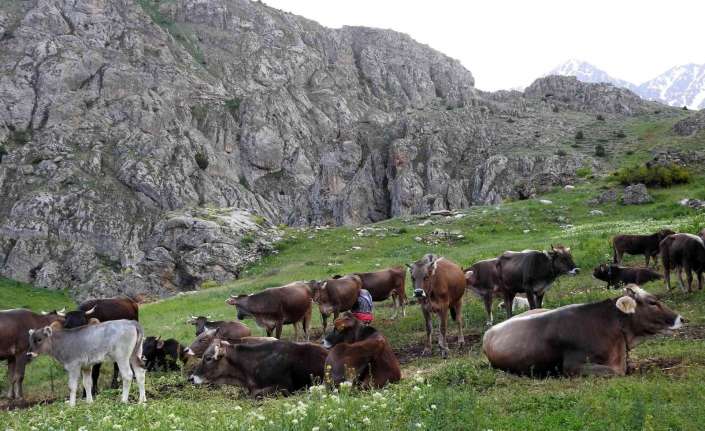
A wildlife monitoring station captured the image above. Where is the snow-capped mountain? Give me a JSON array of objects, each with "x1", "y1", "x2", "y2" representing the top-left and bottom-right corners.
[
  {"x1": 547, "y1": 59, "x2": 637, "y2": 92},
  {"x1": 545, "y1": 60, "x2": 705, "y2": 109}
]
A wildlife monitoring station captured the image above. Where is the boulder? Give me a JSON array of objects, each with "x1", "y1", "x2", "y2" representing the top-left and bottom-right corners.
[
  {"x1": 588, "y1": 189, "x2": 618, "y2": 206},
  {"x1": 622, "y1": 184, "x2": 652, "y2": 205}
]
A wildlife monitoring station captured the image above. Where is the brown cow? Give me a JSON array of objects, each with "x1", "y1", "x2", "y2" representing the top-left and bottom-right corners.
[
  {"x1": 464, "y1": 258, "x2": 502, "y2": 325},
  {"x1": 315, "y1": 275, "x2": 362, "y2": 334},
  {"x1": 62, "y1": 297, "x2": 139, "y2": 394},
  {"x1": 592, "y1": 263, "x2": 663, "y2": 288},
  {"x1": 408, "y1": 254, "x2": 465, "y2": 358},
  {"x1": 351, "y1": 267, "x2": 407, "y2": 319},
  {"x1": 613, "y1": 229, "x2": 675, "y2": 267},
  {"x1": 323, "y1": 313, "x2": 401, "y2": 388},
  {"x1": 188, "y1": 339, "x2": 327, "y2": 397},
  {"x1": 0, "y1": 309, "x2": 64, "y2": 399},
  {"x1": 483, "y1": 285, "x2": 684, "y2": 376},
  {"x1": 186, "y1": 316, "x2": 251, "y2": 338},
  {"x1": 184, "y1": 330, "x2": 276, "y2": 358},
  {"x1": 226, "y1": 281, "x2": 315, "y2": 340},
  {"x1": 660, "y1": 233, "x2": 705, "y2": 292}
]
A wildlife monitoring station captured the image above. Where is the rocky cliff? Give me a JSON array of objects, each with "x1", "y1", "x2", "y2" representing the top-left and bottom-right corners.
[{"x1": 0, "y1": 0, "x2": 669, "y2": 298}]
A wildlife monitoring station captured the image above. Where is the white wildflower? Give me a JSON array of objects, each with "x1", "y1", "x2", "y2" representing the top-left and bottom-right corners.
[{"x1": 362, "y1": 417, "x2": 371, "y2": 425}]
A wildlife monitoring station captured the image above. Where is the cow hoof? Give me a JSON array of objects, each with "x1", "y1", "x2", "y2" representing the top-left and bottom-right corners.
[{"x1": 440, "y1": 349, "x2": 449, "y2": 359}]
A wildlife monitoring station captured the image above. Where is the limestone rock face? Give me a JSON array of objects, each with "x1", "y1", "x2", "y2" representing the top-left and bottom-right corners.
[
  {"x1": 622, "y1": 184, "x2": 652, "y2": 205},
  {"x1": 0, "y1": 0, "x2": 671, "y2": 297},
  {"x1": 672, "y1": 110, "x2": 705, "y2": 136}
]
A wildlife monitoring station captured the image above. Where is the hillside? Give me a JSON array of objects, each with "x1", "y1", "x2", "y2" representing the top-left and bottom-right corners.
[{"x1": 0, "y1": 0, "x2": 681, "y2": 299}]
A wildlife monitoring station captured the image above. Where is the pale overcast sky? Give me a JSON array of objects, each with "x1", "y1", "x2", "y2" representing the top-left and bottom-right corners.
[{"x1": 264, "y1": 0, "x2": 704, "y2": 91}]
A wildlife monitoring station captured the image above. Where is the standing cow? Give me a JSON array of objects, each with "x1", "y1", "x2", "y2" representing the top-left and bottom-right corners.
[
  {"x1": 613, "y1": 229, "x2": 675, "y2": 267},
  {"x1": 408, "y1": 254, "x2": 465, "y2": 358},
  {"x1": 464, "y1": 258, "x2": 502, "y2": 325},
  {"x1": 496, "y1": 245, "x2": 579, "y2": 317},
  {"x1": 660, "y1": 233, "x2": 705, "y2": 292},
  {"x1": 62, "y1": 297, "x2": 139, "y2": 394},
  {"x1": 315, "y1": 275, "x2": 362, "y2": 334},
  {"x1": 350, "y1": 267, "x2": 407, "y2": 319},
  {"x1": 0, "y1": 309, "x2": 64, "y2": 399},
  {"x1": 226, "y1": 281, "x2": 316, "y2": 340},
  {"x1": 28, "y1": 319, "x2": 146, "y2": 406}
]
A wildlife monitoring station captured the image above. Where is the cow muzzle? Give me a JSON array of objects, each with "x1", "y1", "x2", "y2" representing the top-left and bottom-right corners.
[
  {"x1": 669, "y1": 315, "x2": 685, "y2": 330},
  {"x1": 188, "y1": 374, "x2": 204, "y2": 385},
  {"x1": 568, "y1": 268, "x2": 580, "y2": 276},
  {"x1": 322, "y1": 339, "x2": 332, "y2": 349},
  {"x1": 184, "y1": 348, "x2": 195, "y2": 357},
  {"x1": 26, "y1": 352, "x2": 38, "y2": 359},
  {"x1": 414, "y1": 289, "x2": 426, "y2": 298}
]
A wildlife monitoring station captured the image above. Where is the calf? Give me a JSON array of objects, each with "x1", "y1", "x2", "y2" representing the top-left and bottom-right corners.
[
  {"x1": 408, "y1": 254, "x2": 465, "y2": 358},
  {"x1": 187, "y1": 316, "x2": 251, "y2": 338},
  {"x1": 483, "y1": 285, "x2": 684, "y2": 376},
  {"x1": 323, "y1": 313, "x2": 400, "y2": 388},
  {"x1": 184, "y1": 328, "x2": 276, "y2": 358},
  {"x1": 496, "y1": 245, "x2": 579, "y2": 317},
  {"x1": 464, "y1": 258, "x2": 502, "y2": 325},
  {"x1": 0, "y1": 309, "x2": 63, "y2": 399},
  {"x1": 28, "y1": 319, "x2": 146, "y2": 406},
  {"x1": 613, "y1": 229, "x2": 675, "y2": 267},
  {"x1": 314, "y1": 275, "x2": 362, "y2": 334},
  {"x1": 142, "y1": 336, "x2": 186, "y2": 371},
  {"x1": 226, "y1": 281, "x2": 315, "y2": 340},
  {"x1": 188, "y1": 339, "x2": 327, "y2": 397},
  {"x1": 660, "y1": 233, "x2": 705, "y2": 292},
  {"x1": 62, "y1": 296, "x2": 139, "y2": 394},
  {"x1": 592, "y1": 263, "x2": 662, "y2": 288},
  {"x1": 350, "y1": 267, "x2": 407, "y2": 319}
]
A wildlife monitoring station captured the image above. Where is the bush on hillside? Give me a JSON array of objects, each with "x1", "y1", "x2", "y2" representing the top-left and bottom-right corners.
[
  {"x1": 613, "y1": 130, "x2": 627, "y2": 138},
  {"x1": 575, "y1": 130, "x2": 584, "y2": 140},
  {"x1": 596, "y1": 114, "x2": 605, "y2": 121},
  {"x1": 595, "y1": 144, "x2": 606, "y2": 157},
  {"x1": 613, "y1": 163, "x2": 690, "y2": 187},
  {"x1": 576, "y1": 167, "x2": 592, "y2": 178},
  {"x1": 195, "y1": 151, "x2": 209, "y2": 170}
]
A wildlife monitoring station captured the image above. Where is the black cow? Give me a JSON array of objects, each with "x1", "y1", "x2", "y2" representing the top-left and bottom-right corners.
[
  {"x1": 142, "y1": 336, "x2": 186, "y2": 371},
  {"x1": 592, "y1": 263, "x2": 663, "y2": 288}
]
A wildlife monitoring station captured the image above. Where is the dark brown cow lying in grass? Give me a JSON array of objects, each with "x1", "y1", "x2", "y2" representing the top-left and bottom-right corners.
[
  {"x1": 592, "y1": 263, "x2": 662, "y2": 288},
  {"x1": 483, "y1": 285, "x2": 684, "y2": 377}
]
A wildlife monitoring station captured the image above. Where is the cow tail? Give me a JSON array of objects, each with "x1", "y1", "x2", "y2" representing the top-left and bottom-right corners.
[
  {"x1": 450, "y1": 307, "x2": 457, "y2": 321},
  {"x1": 131, "y1": 322, "x2": 146, "y2": 368}
]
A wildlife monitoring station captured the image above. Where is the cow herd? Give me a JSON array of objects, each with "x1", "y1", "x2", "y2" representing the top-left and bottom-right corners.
[{"x1": 0, "y1": 228, "x2": 701, "y2": 406}]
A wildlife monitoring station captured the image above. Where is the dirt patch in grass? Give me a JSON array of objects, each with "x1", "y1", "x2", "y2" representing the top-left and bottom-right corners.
[
  {"x1": 0, "y1": 397, "x2": 57, "y2": 411},
  {"x1": 394, "y1": 334, "x2": 482, "y2": 365},
  {"x1": 628, "y1": 357, "x2": 684, "y2": 375},
  {"x1": 673, "y1": 325, "x2": 705, "y2": 341}
]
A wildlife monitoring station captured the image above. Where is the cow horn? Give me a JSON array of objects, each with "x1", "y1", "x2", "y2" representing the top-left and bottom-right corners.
[
  {"x1": 40, "y1": 310, "x2": 48, "y2": 315},
  {"x1": 57, "y1": 308, "x2": 65, "y2": 317},
  {"x1": 220, "y1": 340, "x2": 231, "y2": 346},
  {"x1": 206, "y1": 315, "x2": 212, "y2": 319},
  {"x1": 85, "y1": 306, "x2": 96, "y2": 315},
  {"x1": 28, "y1": 329, "x2": 35, "y2": 336}
]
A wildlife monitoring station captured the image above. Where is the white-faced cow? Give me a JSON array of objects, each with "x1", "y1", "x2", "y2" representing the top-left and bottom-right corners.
[
  {"x1": 660, "y1": 233, "x2": 705, "y2": 292},
  {"x1": 483, "y1": 285, "x2": 684, "y2": 376},
  {"x1": 408, "y1": 254, "x2": 465, "y2": 358},
  {"x1": 28, "y1": 319, "x2": 146, "y2": 406},
  {"x1": 496, "y1": 245, "x2": 579, "y2": 316}
]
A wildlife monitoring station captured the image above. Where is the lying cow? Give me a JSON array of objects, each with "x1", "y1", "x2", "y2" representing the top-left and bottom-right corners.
[
  {"x1": 184, "y1": 328, "x2": 277, "y2": 357},
  {"x1": 660, "y1": 233, "x2": 705, "y2": 292},
  {"x1": 323, "y1": 313, "x2": 400, "y2": 388},
  {"x1": 28, "y1": 319, "x2": 146, "y2": 406},
  {"x1": 483, "y1": 285, "x2": 684, "y2": 376},
  {"x1": 496, "y1": 245, "x2": 579, "y2": 317},
  {"x1": 464, "y1": 258, "x2": 502, "y2": 325},
  {"x1": 349, "y1": 267, "x2": 407, "y2": 319},
  {"x1": 142, "y1": 336, "x2": 186, "y2": 371},
  {"x1": 613, "y1": 229, "x2": 675, "y2": 267},
  {"x1": 226, "y1": 281, "x2": 316, "y2": 340},
  {"x1": 408, "y1": 254, "x2": 465, "y2": 358},
  {"x1": 187, "y1": 316, "x2": 251, "y2": 338},
  {"x1": 0, "y1": 309, "x2": 64, "y2": 399},
  {"x1": 188, "y1": 339, "x2": 327, "y2": 397},
  {"x1": 315, "y1": 275, "x2": 362, "y2": 334},
  {"x1": 62, "y1": 296, "x2": 139, "y2": 394},
  {"x1": 592, "y1": 263, "x2": 662, "y2": 288}
]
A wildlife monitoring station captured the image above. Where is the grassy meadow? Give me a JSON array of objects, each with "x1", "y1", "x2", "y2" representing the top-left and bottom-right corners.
[{"x1": 2, "y1": 118, "x2": 705, "y2": 430}]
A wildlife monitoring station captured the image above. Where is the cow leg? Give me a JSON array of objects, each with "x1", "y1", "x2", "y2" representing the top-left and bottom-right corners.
[
  {"x1": 454, "y1": 301, "x2": 465, "y2": 346},
  {"x1": 111, "y1": 362, "x2": 120, "y2": 389},
  {"x1": 645, "y1": 254, "x2": 651, "y2": 268},
  {"x1": 117, "y1": 359, "x2": 134, "y2": 403},
  {"x1": 67, "y1": 368, "x2": 80, "y2": 407},
  {"x1": 5, "y1": 357, "x2": 16, "y2": 398},
  {"x1": 12, "y1": 354, "x2": 29, "y2": 399},
  {"x1": 664, "y1": 263, "x2": 672, "y2": 290},
  {"x1": 503, "y1": 292, "x2": 516, "y2": 318},
  {"x1": 482, "y1": 294, "x2": 493, "y2": 326},
  {"x1": 698, "y1": 271, "x2": 704, "y2": 291},
  {"x1": 90, "y1": 363, "x2": 101, "y2": 395},
  {"x1": 677, "y1": 267, "x2": 687, "y2": 292},
  {"x1": 130, "y1": 355, "x2": 147, "y2": 404},
  {"x1": 302, "y1": 308, "x2": 311, "y2": 342},
  {"x1": 525, "y1": 289, "x2": 538, "y2": 310},
  {"x1": 293, "y1": 321, "x2": 300, "y2": 341},
  {"x1": 438, "y1": 309, "x2": 450, "y2": 358},
  {"x1": 421, "y1": 307, "x2": 433, "y2": 356},
  {"x1": 275, "y1": 321, "x2": 283, "y2": 339},
  {"x1": 82, "y1": 368, "x2": 94, "y2": 404},
  {"x1": 563, "y1": 351, "x2": 621, "y2": 377},
  {"x1": 320, "y1": 313, "x2": 328, "y2": 337},
  {"x1": 391, "y1": 294, "x2": 399, "y2": 320},
  {"x1": 536, "y1": 292, "x2": 545, "y2": 309},
  {"x1": 685, "y1": 267, "x2": 694, "y2": 293}
]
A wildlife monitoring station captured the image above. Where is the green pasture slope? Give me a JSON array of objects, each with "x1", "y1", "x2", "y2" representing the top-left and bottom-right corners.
[{"x1": 2, "y1": 120, "x2": 705, "y2": 429}]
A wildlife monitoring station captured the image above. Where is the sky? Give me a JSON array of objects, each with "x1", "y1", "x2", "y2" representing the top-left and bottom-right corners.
[{"x1": 264, "y1": 0, "x2": 705, "y2": 91}]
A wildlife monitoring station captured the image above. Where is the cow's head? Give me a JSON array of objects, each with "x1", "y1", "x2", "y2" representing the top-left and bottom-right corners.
[
  {"x1": 188, "y1": 339, "x2": 232, "y2": 385},
  {"x1": 185, "y1": 328, "x2": 218, "y2": 358},
  {"x1": 62, "y1": 306, "x2": 97, "y2": 329},
  {"x1": 142, "y1": 336, "x2": 165, "y2": 362},
  {"x1": 306, "y1": 280, "x2": 322, "y2": 302},
  {"x1": 187, "y1": 316, "x2": 212, "y2": 335},
  {"x1": 658, "y1": 229, "x2": 676, "y2": 241},
  {"x1": 548, "y1": 245, "x2": 579, "y2": 276},
  {"x1": 322, "y1": 313, "x2": 361, "y2": 349},
  {"x1": 27, "y1": 321, "x2": 62, "y2": 358},
  {"x1": 226, "y1": 295, "x2": 252, "y2": 320},
  {"x1": 464, "y1": 269, "x2": 477, "y2": 289},
  {"x1": 592, "y1": 263, "x2": 611, "y2": 283},
  {"x1": 407, "y1": 254, "x2": 440, "y2": 299},
  {"x1": 615, "y1": 285, "x2": 684, "y2": 339}
]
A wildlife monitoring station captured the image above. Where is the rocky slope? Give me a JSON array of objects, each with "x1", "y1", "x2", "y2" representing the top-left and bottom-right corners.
[{"x1": 0, "y1": 0, "x2": 670, "y2": 298}]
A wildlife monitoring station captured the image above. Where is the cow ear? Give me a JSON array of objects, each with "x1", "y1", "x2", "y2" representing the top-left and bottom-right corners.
[
  {"x1": 49, "y1": 321, "x2": 63, "y2": 331},
  {"x1": 41, "y1": 310, "x2": 48, "y2": 315},
  {"x1": 57, "y1": 308, "x2": 66, "y2": 316},
  {"x1": 616, "y1": 296, "x2": 637, "y2": 314},
  {"x1": 85, "y1": 306, "x2": 96, "y2": 315},
  {"x1": 88, "y1": 318, "x2": 100, "y2": 325}
]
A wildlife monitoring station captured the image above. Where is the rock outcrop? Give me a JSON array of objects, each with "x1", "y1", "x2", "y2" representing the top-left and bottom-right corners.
[
  {"x1": 622, "y1": 184, "x2": 652, "y2": 205},
  {"x1": 673, "y1": 110, "x2": 705, "y2": 136},
  {"x1": 0, "y1": 0, "x2": 673, "y2": 297}
]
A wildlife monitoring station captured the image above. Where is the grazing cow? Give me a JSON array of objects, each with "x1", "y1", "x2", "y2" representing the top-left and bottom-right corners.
[
  {"x1": 613, "y1": 229, "x2": 675, "y2": 267},
  {"x1": 28, "y1": 319, "x2": 146, "y2": 406},
  {"x1": 323, "y1": 313, "x2": 401, "y2": 388},
  {"x1": 464, "y1": 258, "x2": 502, "y2": 325},
  {"x1": 483, "y1": 285, "x2": 684, "y2": 376},
  {"x1": 184, "y1": 327, "x2": 276, "y2": 357},
  {"x1": 660, "y1": 233, "x2": 705, "y2": 292},
  {"x1": 142, "y1": 336, "x2": 186, "y2": 371},
  {"x1": 408, "y1": 254, "x2": 465, "y2": 358},
  {"x1": 187, "y1": 316, "x2": 251, "y2": 338},
  {"x1": 226, "y1": 281, "x2": 316, "y2": 340},
  {"x1": 188, "y1": 339, "x2": 327, "y2": 397},
  {"x1": 349, "y1": 267, "x2": 407, "y2": 319},
  {"x1": 0, "y1": 309, "x2": 64, "y2": 399},
  {"x1": 592, "y1": 263, "x2": 663, "y2": 288},
  {"x1": 314, "y1": 275, "x2": 362, "y2": 334},
  {"x1": 496, "y1": 245, "x2": 579, "y2": 317},
  {"x1": 62, "y1": 297, "x2": 139, "y2": 394}
]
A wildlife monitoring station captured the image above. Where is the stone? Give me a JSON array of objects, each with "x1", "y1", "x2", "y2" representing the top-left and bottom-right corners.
[
  {"x1": 622, "y1": 184, "x2": 652, "y2": 205},
  {"x1": 589, "y1": 209, "x2": 605, "y2": 216},
  {"x1": 539, "y1": 199, "x2": 553, "y2": 205},
  {"x1": 588, "y1": 189, "x2": 618, "y2": 205}
]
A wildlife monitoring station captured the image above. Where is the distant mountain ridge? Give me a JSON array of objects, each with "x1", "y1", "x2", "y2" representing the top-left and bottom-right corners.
[{"x1": 546, "y1": 60, "x2": 705, "y2": 109}]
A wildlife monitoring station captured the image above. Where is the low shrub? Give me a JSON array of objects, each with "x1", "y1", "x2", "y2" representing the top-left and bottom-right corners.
[
  {"x1": 595, "y1": 144, "x2": 606, "y2": 157},
  {"x1": 575, "y1": 130, "x2": 584, "y2": 140},
  {"x1": 576, "y1": 167, "x2": 592, "y2": 178},
  {"x1": 225, "y1": 98, "x2": 240, "y2": 117},
  {"x1": 596, "y1": 114, "x2": 605, "y2": 121},
  {"x1": 555, "y1": 149, "x2": 567, "y2": 157},
  {"x1": 195, "y1": 151, "x2": 209, "y2": 170},
  {"x1": 613, "y1": 163, "x2": 690, "y2": 187},
  {"x1": 614, "y1": 130, "x2": 626, "y2": 138}
]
